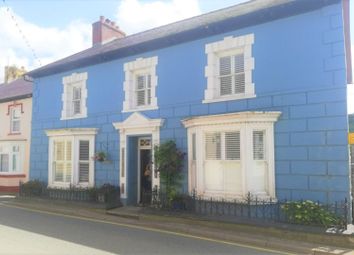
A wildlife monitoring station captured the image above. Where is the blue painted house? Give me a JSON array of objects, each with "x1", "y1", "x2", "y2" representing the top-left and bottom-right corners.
[{"x1": 28, "y1": 0, "x2": 352, "y2": 206}]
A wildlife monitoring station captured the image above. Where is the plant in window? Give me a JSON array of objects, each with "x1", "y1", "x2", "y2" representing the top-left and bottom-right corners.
[
  {"x1": 92, "y1": 151, "x2": 107, "y2": 162},
  {"x1": 154, "y1": 141, "x2": 185, "y2": 205}
]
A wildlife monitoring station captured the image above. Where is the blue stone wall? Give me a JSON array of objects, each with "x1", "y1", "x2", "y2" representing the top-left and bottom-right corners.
[{"x1": 30, "y1": 2, "x2": 349, "y2": 203}]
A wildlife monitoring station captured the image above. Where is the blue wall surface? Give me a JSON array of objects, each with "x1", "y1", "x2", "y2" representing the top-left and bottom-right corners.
[{"x1": 30, "y1": 2, "x2": 350, "y2": 204}]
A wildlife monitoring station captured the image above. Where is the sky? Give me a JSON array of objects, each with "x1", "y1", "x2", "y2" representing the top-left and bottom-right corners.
[{"x1": 1, "y1": 0, "x2": 354, "y2": 112}]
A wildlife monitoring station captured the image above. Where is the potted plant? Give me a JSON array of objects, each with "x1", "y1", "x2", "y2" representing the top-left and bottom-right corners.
[{"x1": 92, "y1": 151, "x2": 107, "y2": 162}]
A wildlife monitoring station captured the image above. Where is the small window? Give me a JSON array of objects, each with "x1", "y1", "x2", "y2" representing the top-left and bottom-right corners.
[
  {"x1": 219, "y1": 54, "x2": 245, "y2": 96},
  {"x1": 10, "y1": 107, "x2": 21, "y2": 133},
  {"x1": 205, "y1": 133, "x2": 221, "y2": 160},
  {"x1": 192, "y1": 133, "x2": 196, "y2": 161},
  {"x1": 61, "y1": 72, "x2": 88, "y2": 120},
  {"x1": 123, "y1": 56, "x2": 158, "y2": 112},
  {"x1": 204, "y1": 34, "x2": 255, "y2": 103}
]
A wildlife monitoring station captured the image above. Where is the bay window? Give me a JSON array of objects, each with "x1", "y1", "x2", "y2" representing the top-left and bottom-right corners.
[{"x1": 182, "y1": 111, "x2": 281, "y2": 200}]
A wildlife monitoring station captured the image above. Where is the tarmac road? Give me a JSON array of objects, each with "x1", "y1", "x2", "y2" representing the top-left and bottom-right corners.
[{"x1": 0, "y1": 201, "x2": 288, "y2": 255}]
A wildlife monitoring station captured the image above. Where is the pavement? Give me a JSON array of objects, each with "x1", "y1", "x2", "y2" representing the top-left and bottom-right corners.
[{"x1": 1, "y1": 195, "x2": 353, "y2": 255}]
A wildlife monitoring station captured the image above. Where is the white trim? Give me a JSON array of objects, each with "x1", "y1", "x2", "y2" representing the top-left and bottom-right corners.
[
  {"x1": 113, "y1": 112, "x2": 164, "y2": 199},
  {"x1": 61, "y1": 72, "x2": 88, "y2": 120},
  {"x1": 203, "y1": 34, "x2": 255, "y2": 103},
  {"x1": 122, "y1": 57, "x2": 158, "y2": 112},
  {"x1": 183, "y1": 111, "x2": 280, "y2": 200},
  {"x1": 46, "y1": 128, "x2": 96, "y2": 189}
]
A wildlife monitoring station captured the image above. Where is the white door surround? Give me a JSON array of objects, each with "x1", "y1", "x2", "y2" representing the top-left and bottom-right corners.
[{"x1": 113, "y1": 112, "x2": 164, "y2": 199}]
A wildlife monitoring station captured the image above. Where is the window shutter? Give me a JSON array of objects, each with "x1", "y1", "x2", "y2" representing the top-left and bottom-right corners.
[
  {"x1": 253, "y1": 131, "x2": 265, "y2": 160},
  {"x1": 219, "y1": 56, "x2": 232, "y2": 96},
  {"x1": 65, "y1": 141, "x2": 72, "y2": 182},
  {"x1": 79, "y1": 140, "x2": 90, "y2": 183},
  {"x1": 192, "y1": 133, "x2": 196, "y2": 161},
  {"x1": 225, "y1": 132, "x2": 240, "y2": 160},
  {"x1": 234, "y1": 54, "x2": 245, "y2": 94},
  {"x1": 205, "y1": 133, "x2": 221, "y2": 160}
]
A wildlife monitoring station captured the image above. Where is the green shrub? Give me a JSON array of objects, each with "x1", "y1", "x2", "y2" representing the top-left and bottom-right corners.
[
  {"x1": 154, "y1": 141, "x2": 185, "y2": 205},
  {"x1": 20, "y1": 180, "x2": 46, "y2": 196},
  {"x1": 281, "y1": 200, "x2": 343, "y2": 227}
]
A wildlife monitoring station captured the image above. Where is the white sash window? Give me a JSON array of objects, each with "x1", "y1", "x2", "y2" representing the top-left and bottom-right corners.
[{"x1": 47, "y1": 129, "x2": 97, "y2": 188}]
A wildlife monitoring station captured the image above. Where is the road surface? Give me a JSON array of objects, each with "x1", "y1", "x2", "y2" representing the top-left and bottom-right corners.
[{"x1": 0, "y1": 200, "x2": 288, "y2": 255}]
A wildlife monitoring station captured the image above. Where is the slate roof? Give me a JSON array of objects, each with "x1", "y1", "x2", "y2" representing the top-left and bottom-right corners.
[
  {"x1": 0, "y1": 78, "x2": 32, "y2": 103},
  {"x1": 27, "y1": 0, "x2": 339, "y2": 78}
]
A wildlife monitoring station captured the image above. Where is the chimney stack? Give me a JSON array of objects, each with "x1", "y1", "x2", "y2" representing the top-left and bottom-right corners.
[{"x1": 92, "y1": 16, "x2": 126, "y2": 46}]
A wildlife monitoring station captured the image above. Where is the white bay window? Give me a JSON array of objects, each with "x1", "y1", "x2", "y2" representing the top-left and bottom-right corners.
[
  {"x1": 46, "y1": 128, "x2": 97, "y2": 188},
  {"x1": 183, "y1": 111, "x2": 281, "y2": 200}
]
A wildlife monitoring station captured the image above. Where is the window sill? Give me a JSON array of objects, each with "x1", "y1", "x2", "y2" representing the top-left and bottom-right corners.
[
  {"x1": 0, "y1": 173, "x2": 26, "y2": 178},
  {"x1": 60, "y1": 114, "x2": 87, "y2": 121},
  {"x1": 48, "y1": 183, "x2": 92, "y2": 189},
  {"x1": 202, "y1": 94, "x2": 256, "y2": 104},
  {"x1": 122, "y1": 105, "x2": 158, "y2": 113},
  {"x1": 199, "y1": 191, "x2": 276, "y2": 202},
  {"x1": 8, "y1": 132, "x2": 21, "y2": 136}
]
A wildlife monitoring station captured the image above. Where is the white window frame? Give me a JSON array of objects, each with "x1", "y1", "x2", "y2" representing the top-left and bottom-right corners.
[
  {"x1": 0, "y1": 142, "x2": 24, "y2": 174},
  {"x1": 10, "y1": 107, "x2": 21, "y2": 134},
  {"x1": 203, "y1": 34, "x2": 255, "y2": 104},
  {"x1": 182, "y1": 111, "x2": 281, "y2": 200},
  {"x1": 123, "y1": 57, "x2": 158, "y2": 112},
  {"x1": 46, "y1": 128, "x2": 97, "y2": 188},
  {"x1": 61, "y1": 72, "x2": 88, "y2": 120}
]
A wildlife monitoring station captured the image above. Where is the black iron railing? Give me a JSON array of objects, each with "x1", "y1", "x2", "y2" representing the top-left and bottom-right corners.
[{"x1": 143, "y1": 188, "x2": 349, "y2": 229}]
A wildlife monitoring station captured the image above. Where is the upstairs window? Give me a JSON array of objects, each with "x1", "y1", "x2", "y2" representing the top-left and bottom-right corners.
[
  {"x1": 204, "y1": 34, "x2": 255, "y2": 103},
  {"x1": 123, "y1": 56, "x2": 158, "y2": 112},
  {"x1": 61, "y1": 72, "x2": 88, "y2": 120},
  {"x1": 10, "y1": 107, "x2": 21, "y2": 134}
]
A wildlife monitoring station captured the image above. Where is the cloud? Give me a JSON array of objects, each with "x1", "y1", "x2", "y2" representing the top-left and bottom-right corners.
[
  {"x1": 115, "y1": 0, "x2": 201, "y2": 35},
  {"x1": 0, "y1": 7, "x2": 91, "y2": 83}
]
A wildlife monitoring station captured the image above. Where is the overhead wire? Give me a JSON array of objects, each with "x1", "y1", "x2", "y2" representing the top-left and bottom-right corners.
[{"x1": 1, "y1": 0, "x2": 42, "y2": 67}]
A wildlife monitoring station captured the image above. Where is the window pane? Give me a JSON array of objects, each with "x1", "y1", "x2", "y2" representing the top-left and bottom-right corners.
[
  {"x1": 225, "y1": 132, "x2": 240, "y2": 160},
  {"x1": 234, "y1": 73, "x2": 245, "y2": 94},
  {"x1": 205, "y1": 133, "x2": 221, "y2": 160},
  {"x1": 220, "y1": 76, "x2": 232, "y2": 96},
  {"x1": 147, "y1": 89, "x2": 151, "y2": 105},
  {"x1": 79, "y1": 141, "x2": 90, "y2": 160},
  {"x1": 66, "y1": 141, "x2": 72, "y2": 161},
  {"x1": 219, "y1": 56, "x2": 231, "y2": 76},
  {"x1": 0, "y1": 154, "x2": 9, "y2": 172},
  {"x1": 205, "y1": 161, "x2": 223, "y2": 191},
  {"x1": 54, "y1": 162, "x2": 64, "y2": 182},
  {"x1": 147, "y1": 75, "x2": 151, "y2": 88},
  {"x1": 136, "y1": 90, "x2": 146, "y2": 106},
  {"x1": 234, "y1": 54, "x2": 244, "y2": 73},
  {"x1": 253, "y1": 131, "x2": 265, "y2": 160},
  {"x1": 12, "y1": 154, "x2": 18, "y2": 172},
  {"x1": 73, "y1": 87, "x2": 81, "y2": 100},
  {"x1": 73, "y1": 100, "x2": 81, "y2": 114},
  {"x1": 11, "y1": 120, "x2": 20, "y2": 133},
  {"x1": 79, "y1": 163, "x2": 89, "y2": 182},
  {"x1": 136, "y1": 75, "x2": 145, "y2": 89}
]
